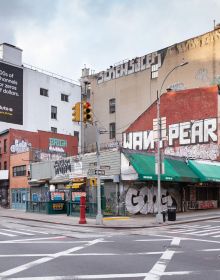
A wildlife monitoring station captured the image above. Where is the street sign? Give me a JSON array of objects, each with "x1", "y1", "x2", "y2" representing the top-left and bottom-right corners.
[
  {"x1": 87, "y1": 169, "x2": 105, "y2": 176},
  {"x1": 95, "y1": 169, "x2": 105, "y2": 175}
]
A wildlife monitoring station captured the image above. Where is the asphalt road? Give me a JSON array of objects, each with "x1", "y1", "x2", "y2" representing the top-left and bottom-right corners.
[{"x1": 0, "y1": 217, "x2": 220, "y2": 279}]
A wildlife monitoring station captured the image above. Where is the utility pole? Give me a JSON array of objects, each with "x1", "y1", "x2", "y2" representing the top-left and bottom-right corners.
[
  {"x1": 155, "y1": 61, "x2": 189, "y2": 224},
  {"x1": 95, "y1": 122, "x2": 103, "y2": 225}
]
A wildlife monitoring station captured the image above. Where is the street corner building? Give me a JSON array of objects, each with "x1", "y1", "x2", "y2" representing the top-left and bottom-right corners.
[
  {"x1": 0, "y1": 42, "x2": 81, "y2": 209},
  {"x1": 121, "y1": 85, "x2": 220, "y2": 215}
]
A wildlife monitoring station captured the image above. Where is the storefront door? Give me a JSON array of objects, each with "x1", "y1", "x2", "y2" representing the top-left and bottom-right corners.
[{"x1": 11, "y1": 188, "x2": 28, "y2": 210}]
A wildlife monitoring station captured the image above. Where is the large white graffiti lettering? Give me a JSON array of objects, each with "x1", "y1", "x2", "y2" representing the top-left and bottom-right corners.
[{"x1": 125, "y1": 186, "x2": 180, "y2": 215}]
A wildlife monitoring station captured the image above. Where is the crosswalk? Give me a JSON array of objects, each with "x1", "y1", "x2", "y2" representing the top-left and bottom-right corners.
[
  {"x1": 0, "y1": 228, "x2": 49, "y2": 237},
  {"x1": 167, "y1": 223, "x2": 220, "y2": 238}
]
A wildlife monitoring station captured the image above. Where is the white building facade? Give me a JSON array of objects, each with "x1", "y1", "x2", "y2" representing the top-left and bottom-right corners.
[{"x1": 0, "y1": 43, "x2": 81, "y2": 138}]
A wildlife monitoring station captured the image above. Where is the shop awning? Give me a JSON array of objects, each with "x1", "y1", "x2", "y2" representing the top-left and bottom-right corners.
[
  {"x1": 124, "y1": 152, "x2": 199, "y2": 182},
  {"x1": 188, "y1": 160, "x2": 220, "y2": 182}
]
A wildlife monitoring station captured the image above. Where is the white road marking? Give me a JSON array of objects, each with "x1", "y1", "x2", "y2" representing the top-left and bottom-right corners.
[
  {"x1": 0, "y1": 231, "x2": 16, "y2": 237},
  {"x1": 197, "y1": 230, "x2": 220, "y2": 236},
  {"x1": 135, "y1": 239, "x2": 173, "y2": 242},
  {"x1": 184, "y1": 225, "x2": 220, "y2": 235},
  {"x1": 0, "y1": 251, "x2": 166, "y2": 258},
  {"x1": 18, "y1": 228, "x2": 49, "y2": 234},
  {"x1": 0, "y1": 238, "x2": 103, "y2": 277},
  {"x1": 6, "y1": 271, "x2": 195, "y2": 280},
  {"x1": 170, "y1": 237, "x2": 181, "y2": 246},
  {"x1": 143, "y1": 237, "x2": 181, "y2": 280},
  {"x1": 199, "y1": 248, "x2": 220, "y2": 252},
  {"x1": 1, "y1": 229, "x2": 35, "y2": 236},
  {"x1": 0, "y1": 236, "x2": 65, "y2": 243}
]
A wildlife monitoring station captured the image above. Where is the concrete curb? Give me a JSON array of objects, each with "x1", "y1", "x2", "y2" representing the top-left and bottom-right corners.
[{"x1": 1, "y1": 214, "x2": 220, "y2": 229}]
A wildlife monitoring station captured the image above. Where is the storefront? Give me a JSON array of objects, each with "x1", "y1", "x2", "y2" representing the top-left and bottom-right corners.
[
  {"x1": 121, "y1": 86, "x2": 220, "y2": 214},
  {"x1": 121, "y1": 150, "x2": 199, "y2": 214}
]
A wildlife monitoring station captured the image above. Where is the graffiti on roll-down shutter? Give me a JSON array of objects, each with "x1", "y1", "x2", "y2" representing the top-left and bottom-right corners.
[{"x1": 125, "y1": 186, "x2": 180, "y2": 214}]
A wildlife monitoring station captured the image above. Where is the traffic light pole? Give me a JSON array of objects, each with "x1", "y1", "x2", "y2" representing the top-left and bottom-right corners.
[{"x1": 95, "y1": 122, "x2": 103, "y2": 225}]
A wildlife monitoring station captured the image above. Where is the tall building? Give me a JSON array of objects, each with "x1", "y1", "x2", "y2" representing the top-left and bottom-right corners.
[
  {"x1": 0, "y1": 42, "x2": 81, "y2": 208},
  {"x1": 81, "y1": 26, "x2": 220, "y2": 152},
  {"x1": 0, "y1": 43, "x2": 81, "y2": 137}
]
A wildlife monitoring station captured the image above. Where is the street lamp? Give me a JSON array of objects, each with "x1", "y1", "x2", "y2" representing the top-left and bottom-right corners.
[{"x1": 156, "y1": 61, "x2": 188, "y2": 223}]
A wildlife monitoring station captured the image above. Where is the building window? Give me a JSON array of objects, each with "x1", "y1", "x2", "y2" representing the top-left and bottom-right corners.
[
  {"x1": 51, "y1": 127, "x2": 57, "y2": 133},
  {"x1": 3, "y1": 139, "x2": 7, "y2": 153},
  {"x1": 40, "y1": 88, "x2": 48, "y2": 97},
  {"x1": 109, "y1": 98, "x2": 116, "y2": 113},
  {"x1": 13, "y1": 165, "x2": 26, "y2": 177},
  {"x1": 4, "y1": 161, "x2": 7, "y2": 170},
  {"x1": 61, "y1": 93, "x2": 69, "y2": 102},
  {"x1": 109, "y1": 122, "x2": 116, "y2": 139},
  {"x1": 0, "y1": 162, "x2": 1, "y2": 170},
  {"x1": 51, "y1": 106, "x2": 57, "y2": 119},
  {"x1": 151, "y1": 64, "x2": 158, "y2": 79}
]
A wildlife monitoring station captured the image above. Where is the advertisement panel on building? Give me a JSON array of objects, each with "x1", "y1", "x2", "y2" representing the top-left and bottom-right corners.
[{"x1": 0, "y1": 62, "x2": 23, "y2": 124}]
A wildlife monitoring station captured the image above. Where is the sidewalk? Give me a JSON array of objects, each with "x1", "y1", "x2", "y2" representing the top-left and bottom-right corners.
[{"x1": 0, "y1": 207, "x2": 220, "y2": 228}]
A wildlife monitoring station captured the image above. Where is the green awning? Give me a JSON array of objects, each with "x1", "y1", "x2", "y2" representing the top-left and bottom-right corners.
[
  {"x1": 188, "y1": 160, "x2": 220, "y2": 182},
  {"x1": 124, "y1": 152, "x2": 199, "y2": 182}
]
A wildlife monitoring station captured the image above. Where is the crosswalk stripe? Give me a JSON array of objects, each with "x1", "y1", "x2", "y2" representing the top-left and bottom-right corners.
[
  {"x1": 18, "y1": 228, "x2": 49, "y2": 235},
  {"x1": 0, "y1": 231, "x2": 16, "y2": 237},
  {"x1": 1, "y1": 229, "x2": 34, "y2": 236},
  {"x1": 198, "y1": 230, "x2": 220, "y2": 236},
  {"x1": 184, "y1": 226, "x2": 220, "y2": 235}
]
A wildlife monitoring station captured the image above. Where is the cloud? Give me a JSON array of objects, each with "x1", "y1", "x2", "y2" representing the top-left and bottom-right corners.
[{"x1": 0, "y1": 0, "x2": 220, "y2": 80}]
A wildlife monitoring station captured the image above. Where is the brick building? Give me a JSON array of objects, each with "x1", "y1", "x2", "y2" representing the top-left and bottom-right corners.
[
  {"x1": 0, "y1": 128, "x2": 78, "y2": 208},
  {"x1": 121, "y1": 85, "x2": 220, "y2": 214}
]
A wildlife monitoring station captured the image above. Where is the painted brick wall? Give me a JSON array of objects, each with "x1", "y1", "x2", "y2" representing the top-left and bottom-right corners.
[{"x1": 126, "y1": 86, "x2": 218, "y2": 132}]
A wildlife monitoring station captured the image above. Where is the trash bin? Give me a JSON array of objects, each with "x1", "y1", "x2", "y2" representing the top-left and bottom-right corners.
[{"x1": 167, "y1": 207, "x2": 176, "y2": 221}]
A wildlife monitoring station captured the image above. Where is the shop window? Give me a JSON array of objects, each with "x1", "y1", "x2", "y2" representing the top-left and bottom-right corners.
[
  {"x1": 40, "y1": 88, "x2": 48, "y2": 97},
  {"x1": 109, "y1": 122, "x2": 116, "y2": 139},
  {"x1": 109, "y1": 98, "x2": 116, "y2": 113},
  {"x1": 51, "y1": 106, "x2": 57, "y2": 119},
  {"x1": 61, "y1": 93, "x2": 69, "y2": 102},
  {"x1": 13, "y1": 165, "x2": 26, "y2": 177}
]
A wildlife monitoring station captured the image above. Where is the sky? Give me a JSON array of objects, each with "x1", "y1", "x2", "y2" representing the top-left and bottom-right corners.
[{"x1": 0, "y1": 0, "x2": 220, "y2": 82}]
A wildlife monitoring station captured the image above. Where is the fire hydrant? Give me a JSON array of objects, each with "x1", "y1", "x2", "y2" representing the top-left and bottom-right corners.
[{"x1": 79, "y1": 196, "x2": 87, "y2": 224}]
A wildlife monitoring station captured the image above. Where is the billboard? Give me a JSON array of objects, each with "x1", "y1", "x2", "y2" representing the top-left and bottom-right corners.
[{"x1": 0, "y1": 61, "x2": 23, "y2": 124}]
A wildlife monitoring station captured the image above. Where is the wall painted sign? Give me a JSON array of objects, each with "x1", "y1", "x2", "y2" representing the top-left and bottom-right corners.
[
  {"x1": 0, "y1": 62, "x2": 23, "y2": 124},
  {"x1": 97, "y1": 49, "x2": 166, "y2": 84},
  {"x1": 49, "y1": 138, "x2": 67, "y2": 153},
  {"x1": 123, "y1": 118, "x2": 218, "y2": 160}
]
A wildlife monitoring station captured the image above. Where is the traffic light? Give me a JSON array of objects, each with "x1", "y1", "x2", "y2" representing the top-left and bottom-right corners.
[
  {"x1": 83, "y1": 101, "x2": 93, "y2": 123},
  {"x1": 72, "y1": 102, "x2": 81, "y2": 122}
]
